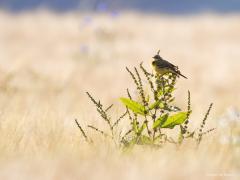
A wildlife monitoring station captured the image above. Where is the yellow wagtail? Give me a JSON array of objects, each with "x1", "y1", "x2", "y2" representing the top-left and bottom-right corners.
[{"x1": 152, "y1": 50, "x2": 187, "y2": 79}]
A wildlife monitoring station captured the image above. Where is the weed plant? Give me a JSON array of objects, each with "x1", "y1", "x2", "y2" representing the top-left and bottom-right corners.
[{"x1": 75, "y1": 59, "x2": 214, "y2": 149}]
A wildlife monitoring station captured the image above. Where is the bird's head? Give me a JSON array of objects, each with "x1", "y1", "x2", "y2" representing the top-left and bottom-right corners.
[{"x1": 152, "y1": 50, "x2": 162, "y2": 60}]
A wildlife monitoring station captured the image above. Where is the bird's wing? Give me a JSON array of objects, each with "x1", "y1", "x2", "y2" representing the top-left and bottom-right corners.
[
  {"x1": 162, "y1": 59, "x2": 177, "y2": 69},
  {"x1": 155, "y1": 61, "x2": 167, "y2": 68},
  {"x1": 156, "y1": 59, "x2": 177, "y2": 71},
  {"x1": 155, "y1": 59, "x2": 187, "y2": 79},
  {"x1": 163, "y1": 60, "x2": 187, "y2": 79}
]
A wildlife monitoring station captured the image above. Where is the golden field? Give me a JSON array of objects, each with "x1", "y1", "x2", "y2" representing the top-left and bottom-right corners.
[{"x1": 0, "y1": 11, "x2": 240, "y2": 179}]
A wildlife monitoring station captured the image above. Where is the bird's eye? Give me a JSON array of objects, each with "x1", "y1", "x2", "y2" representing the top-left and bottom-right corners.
[{"x1": 152, "y1": 61, "x2": 156, "y2": 65}]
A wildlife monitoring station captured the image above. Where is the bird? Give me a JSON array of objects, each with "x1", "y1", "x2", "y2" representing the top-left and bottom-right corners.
[{"x1": 151, "y1": 50, "x2": 187, "y2": 79}]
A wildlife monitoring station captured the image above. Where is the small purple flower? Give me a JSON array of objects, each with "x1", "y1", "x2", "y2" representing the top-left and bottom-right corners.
[
  {"x1": 96, "y1": 2, "x2": 108, "y2": 12},
  {"x1": 110, "y1": 10, "x2": 120, "y2": 18}
]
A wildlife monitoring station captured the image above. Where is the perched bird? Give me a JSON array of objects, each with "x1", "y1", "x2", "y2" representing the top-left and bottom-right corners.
[{"x1": 152, "y1": 50, "x2": 187, "y2": 79}]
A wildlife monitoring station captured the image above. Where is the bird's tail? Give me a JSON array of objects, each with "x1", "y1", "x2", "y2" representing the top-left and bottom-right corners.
[{"x1": 175, "y1": 70, "x2": 187, "y2": 79}]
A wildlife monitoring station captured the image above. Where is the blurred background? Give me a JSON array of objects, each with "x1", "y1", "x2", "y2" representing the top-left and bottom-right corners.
[
  {"x1": 1, "y1": 0, "x2": 240, "y2": 13},
  {"x1": 0, "y1": 0, "x2": 240, "y2": 179}
]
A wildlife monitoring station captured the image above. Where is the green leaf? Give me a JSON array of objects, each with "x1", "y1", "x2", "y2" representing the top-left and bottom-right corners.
[
  {"x1": 132, "y1": 119, "x2": 139, "y2": 134},
  {"x1": 120, "y1": 97, "x2": 146, "y2": 115},
  {"x1": 138, "y1": 123, "x2": 146, "y2": 134},
  {"x1": 149, "y1": 100, "x2": 164, "y2": 110},
  {"x1": 165, "y1": 86, "x2": 176, "y2": 94},
  {"x1": 157, "y1": 90, "x2": 163, "y2": 97},
  {"x1": 161, "y1": 112, "x2": 188, "y2": 129},
  {"x1": 153, "y1": 114, "x2": 169, "y2": 129}
]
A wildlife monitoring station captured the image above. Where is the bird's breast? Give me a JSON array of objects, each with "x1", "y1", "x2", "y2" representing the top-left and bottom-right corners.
[{"x1": 153, "y1": 65, "x2": 171, "y2": 75}]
